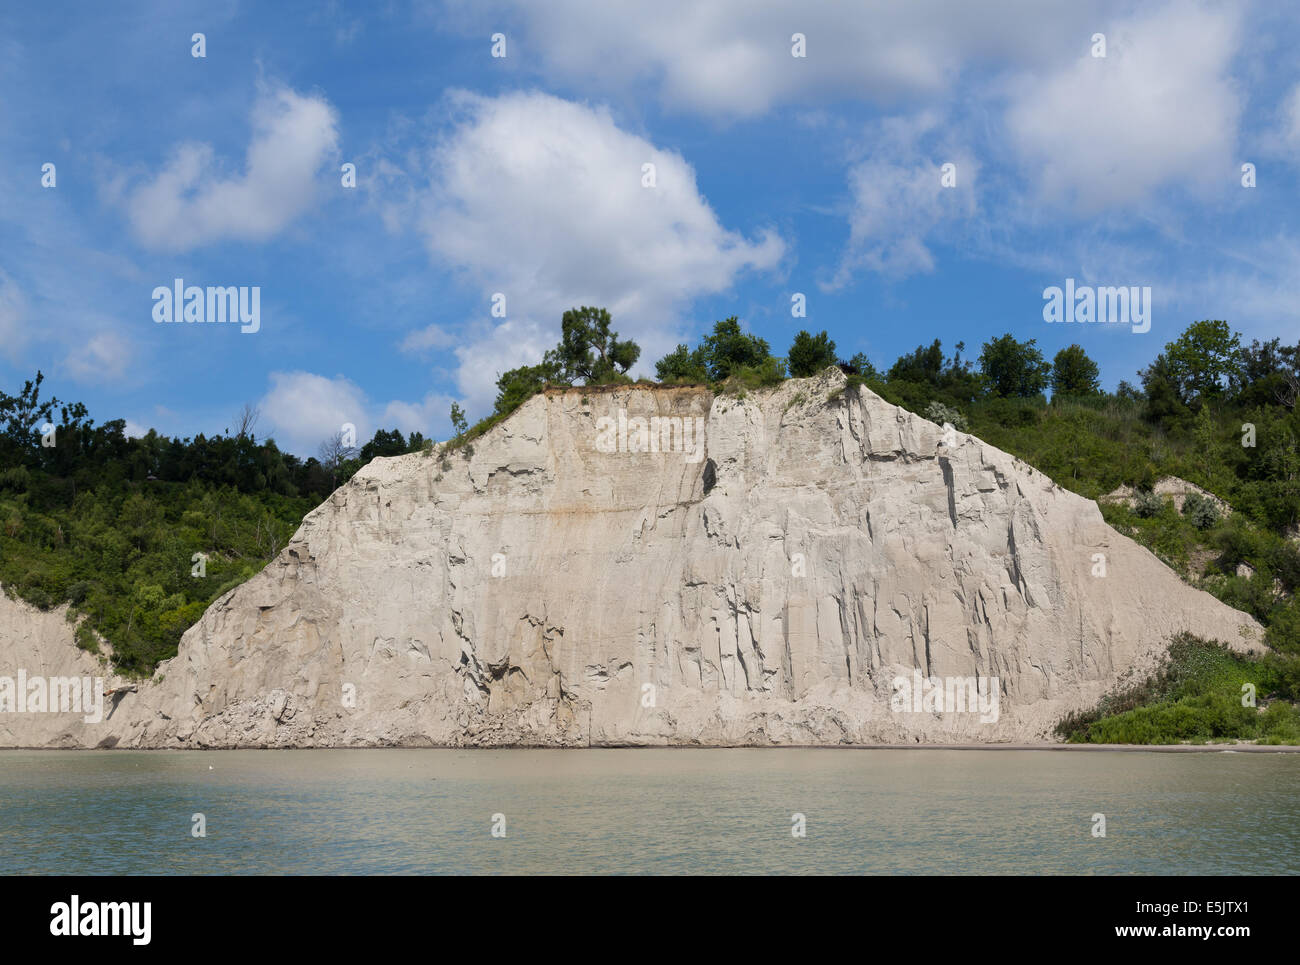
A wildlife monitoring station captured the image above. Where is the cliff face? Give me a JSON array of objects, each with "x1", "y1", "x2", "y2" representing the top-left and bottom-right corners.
[
  {"x1": 0, "y1": 595, "x2": 110, "y2": 747},
  {"x1": 1, "y1": 370, "x2": 1264, "y2": 747}
]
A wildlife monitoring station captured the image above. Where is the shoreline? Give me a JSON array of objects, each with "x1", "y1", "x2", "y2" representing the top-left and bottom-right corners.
[{"x1": 3, "y1": 742, "x2": 1300, "y2": 753}]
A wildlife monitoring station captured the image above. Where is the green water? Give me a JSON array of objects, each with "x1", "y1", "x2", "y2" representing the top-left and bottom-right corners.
[{"x1": 1, "y1": 749, "x2": 1296, "y2": 874}]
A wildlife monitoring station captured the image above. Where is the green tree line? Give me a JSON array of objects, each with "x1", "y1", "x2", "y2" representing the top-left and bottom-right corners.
[{"x1": 0, "y1": 376, "x2": 430, "y2": 674}]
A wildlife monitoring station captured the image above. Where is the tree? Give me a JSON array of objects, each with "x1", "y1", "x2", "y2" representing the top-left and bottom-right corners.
[
  {"x1": 1050, "y1": 345, "x2": 1101, "y2": 397},
  {"x1": 1116, "y1": 380, "x2": 1142, "y2": 401},
  {"x1": 449, "y1": 403, "x2": 468, "y2": 439},
  {"x1": 494, "y1": 361, "x2": 559, "y2": 416},
  {"x1": 845, "y1": 352, "x2": 881, "y2": 380},
  {"x1": 359, "y1": 429, "x2": 408, "y2": 461},
  {"x1": 654, "y1": 344, "x2": 710, "y2": 383},
  {"x1": 699, "y1": 317, "x2": 773, "y2": 381},
  {"x1": 1139, "y1": 353, "x2": 1193, "y2": 427},
  {"x1": 787, "y1": 330, "x2": 838, "y2": 377},
  {"x1": 1158, "y1": 320, "x2": 1243, "y2": 405},
  {"x1": 232, "y1": 404, "x2": 260, "y2": 440},
  {"x1": 0, "y1": 371, "x2": 61, "y2": 464},
  {"x1": 979, "y1": 334, "x2": 1050, "y2": 398},
  {"x1": 318, "y1": 431, "x2": 357, "y2": 488},
  {"x1": 1235, "y1": 337, "x2": 1300, "y2": 409},
  {"x1": 888, "y1": 340, "x2": 946, "y2": 385},
  {"x1": 548, "y1": 306, "x2": 641, "y2": 385}
]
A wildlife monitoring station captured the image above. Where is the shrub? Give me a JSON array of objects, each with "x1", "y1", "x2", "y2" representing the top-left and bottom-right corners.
[
  {"x1": 1181, "y1": 491, "x2": 1220, "y2": 529},
  {"x1": 1265, "y1": 599, "x2": 1300, "y2": 654},
  {"x1": 923, "y1": 401, "x2": 968, "y2": 432},
  {"x1": 1055, "y1": 633, "x2": 1274, "y2": 743},
  {"x1": 1134, "y1": 490, "x2": 1164, "y2": 518},
  {"x1": 74, "y1": 622, "x2": 100, "y2": 654},
  {"x1": 1258, "y1": 701, "x2": 1300, "y2": 744},
  {"x1": 720, "y1": 356, "x2": 787, "y2": 393}
]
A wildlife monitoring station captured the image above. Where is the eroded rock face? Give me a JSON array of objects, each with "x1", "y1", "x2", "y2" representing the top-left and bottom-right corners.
[
  {"x1": 0, "y1": 595, "x2": 120, "y2": 748},
  {"x1": 1, "y1": 371, "x2": 1264, "y2": 747}
]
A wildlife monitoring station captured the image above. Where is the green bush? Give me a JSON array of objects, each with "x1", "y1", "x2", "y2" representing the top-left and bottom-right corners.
[
  {"x1": 719, "y1": 356, "x2": 788, "y2": 393},
  {"x1": 1264, "y1": 599, "x2": 1300, "y2": 654},
  {"x1": 1134, "y1": 490, "x2": 1164, "y2": 518},
  {"x1": 1057, "y1": 634, "x2": 1299, "y2": 744},
  {"x1": 1182, "y1": 491, "x2": 1220, "y2": 529},
  {"x1": 923, "y1": 401, "x2": 968, "y2": 432}
]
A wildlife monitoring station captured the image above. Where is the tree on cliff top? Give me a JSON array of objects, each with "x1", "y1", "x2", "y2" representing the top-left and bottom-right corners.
[
  {"x1": 547, "y1": 306, "x2": 641, "y2": 385},
  {"x1": 654, "y1": 343, "x2": 710, "y2": 383},
  {"x1": 698, "y1": 317, "x2": 774, "y2": 381},
  {"x1": 787, "y1": 330, "x2": 838, "y2": 377}
]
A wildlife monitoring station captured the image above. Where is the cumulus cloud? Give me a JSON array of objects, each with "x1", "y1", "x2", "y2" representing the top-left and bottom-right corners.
[
  {"x1": 125, "y1": 84, "x2": 339, "y2": 250},
  {"x1": 830, "y1": 113, "x2": 978, "y2": 284},
  {"x1": 259, "y1": 370, "x2": 458, "y2": 457},
  {"x1": 380, "y1": 391, "x2": 458, "y2": 438},
  {"x1": 399, "y1": 323, "x2": 457, "y2": 355},
  {"x1": 1004, "y1": 2, "x2": 1242, "y2": 210},
  {"x1": 449, "y1": 317, "x2": 561, "y2": 413},
  {"x1": 1274, "y1": 83, "x2": 1300, "y2": 157},
  {"x1": 259, "y1": 371, "x2": 371, "y2": 457},
  {"x1": 408, "y1": 90, "x2": 784, "y2": 410},
  {"x1": 447, "y1": 0, "x2": 1113, "y2": 117},
  {"x1": 64, "y1": 332, "x2": 132, "y2": 383}
]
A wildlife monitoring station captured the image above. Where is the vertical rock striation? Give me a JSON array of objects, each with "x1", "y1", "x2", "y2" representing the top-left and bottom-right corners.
[{"x1": 2, "y1": 370, "x2": 1264, "y2": 747}]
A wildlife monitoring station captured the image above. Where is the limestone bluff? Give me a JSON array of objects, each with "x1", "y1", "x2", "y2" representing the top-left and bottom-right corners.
[{"x1": 0, "y1": 368, "x2": 1263, "y2": 748}]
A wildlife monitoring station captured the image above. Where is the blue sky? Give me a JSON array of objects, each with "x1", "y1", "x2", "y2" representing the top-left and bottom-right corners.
[{"x1": 2, "y1": 0, "x2": 1298, "y2": 456}]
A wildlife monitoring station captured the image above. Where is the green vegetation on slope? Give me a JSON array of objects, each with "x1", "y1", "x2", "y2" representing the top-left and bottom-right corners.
[
  {"x1": 1055, "y1": 634, "x2": 1300, "y2": 745},
  {"x1": 0, "y1": 375, "x2": 429, "y2": 675},
  {"x1": 4, "y1": 308, "x2": 1297, "y2": 744},
  {"x1": 486, "y1": 309, "x2": 1300, "y2": 743}
]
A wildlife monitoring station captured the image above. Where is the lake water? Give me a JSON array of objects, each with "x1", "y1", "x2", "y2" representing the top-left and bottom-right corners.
[{"x1": 1, "y1": 748, "x2": 1297, "y2": 874}]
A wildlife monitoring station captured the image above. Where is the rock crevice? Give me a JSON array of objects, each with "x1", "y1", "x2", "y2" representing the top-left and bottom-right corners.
[{"x1": 0, "y1": 370, "x2": 1263, "y2": 747}]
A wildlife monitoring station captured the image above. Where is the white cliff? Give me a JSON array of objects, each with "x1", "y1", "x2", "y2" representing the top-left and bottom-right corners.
[{"x1": 0, "y1": 370, "x2": 1264, "y2": 747}]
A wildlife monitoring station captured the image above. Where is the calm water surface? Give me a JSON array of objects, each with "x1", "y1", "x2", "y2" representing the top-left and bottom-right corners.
[{"x1": 1, "y1": 749, "x2": 1296, "y2": 874}]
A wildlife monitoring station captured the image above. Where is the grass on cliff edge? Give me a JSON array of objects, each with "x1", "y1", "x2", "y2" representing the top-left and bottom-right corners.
[{"x1": 1055, "y1": 633, "x2": 1300, "y2": 744}]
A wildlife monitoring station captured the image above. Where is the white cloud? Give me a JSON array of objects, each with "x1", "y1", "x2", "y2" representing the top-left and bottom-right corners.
[
  {"x1": 259, "y1": 371, "x2": 371, "y2": 457},
  {"x1": 448, "y1": 0, "x2": 1114, "y2": 118},
  {"x1": 830, "y1": 113, "x2": 978, "y2": 284},
  {"x1": 410, "y1": 90, "x2": 784, "y2": 411},
  {"x1": 380, "y1": 391, "x2": 457, "y2": 438},
  {"x1": 1004, "y1": 2, "x2": 1242, "y2": 210},
  {"x1": 1275, "y1": 83, "x2": 1300, "y2": 156},
  {"x1": 259, "y1": 371, "x2": 459, "y2": 457},
  {"x1": 1166, "y1": 234, "x2": 1300, "y2": 338},
  {"x1": 64, "y1": 332, "x2": 132, "y2": 383},
  {"x1": 449, "y1": 317, "x2": 559, "y2": 413},
  {"x1": 125, "y1": 83, "x2": 339, "y2": 250},
  {"x1": 399, "y1": 323, "x2": 456, "y2": 355}
]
